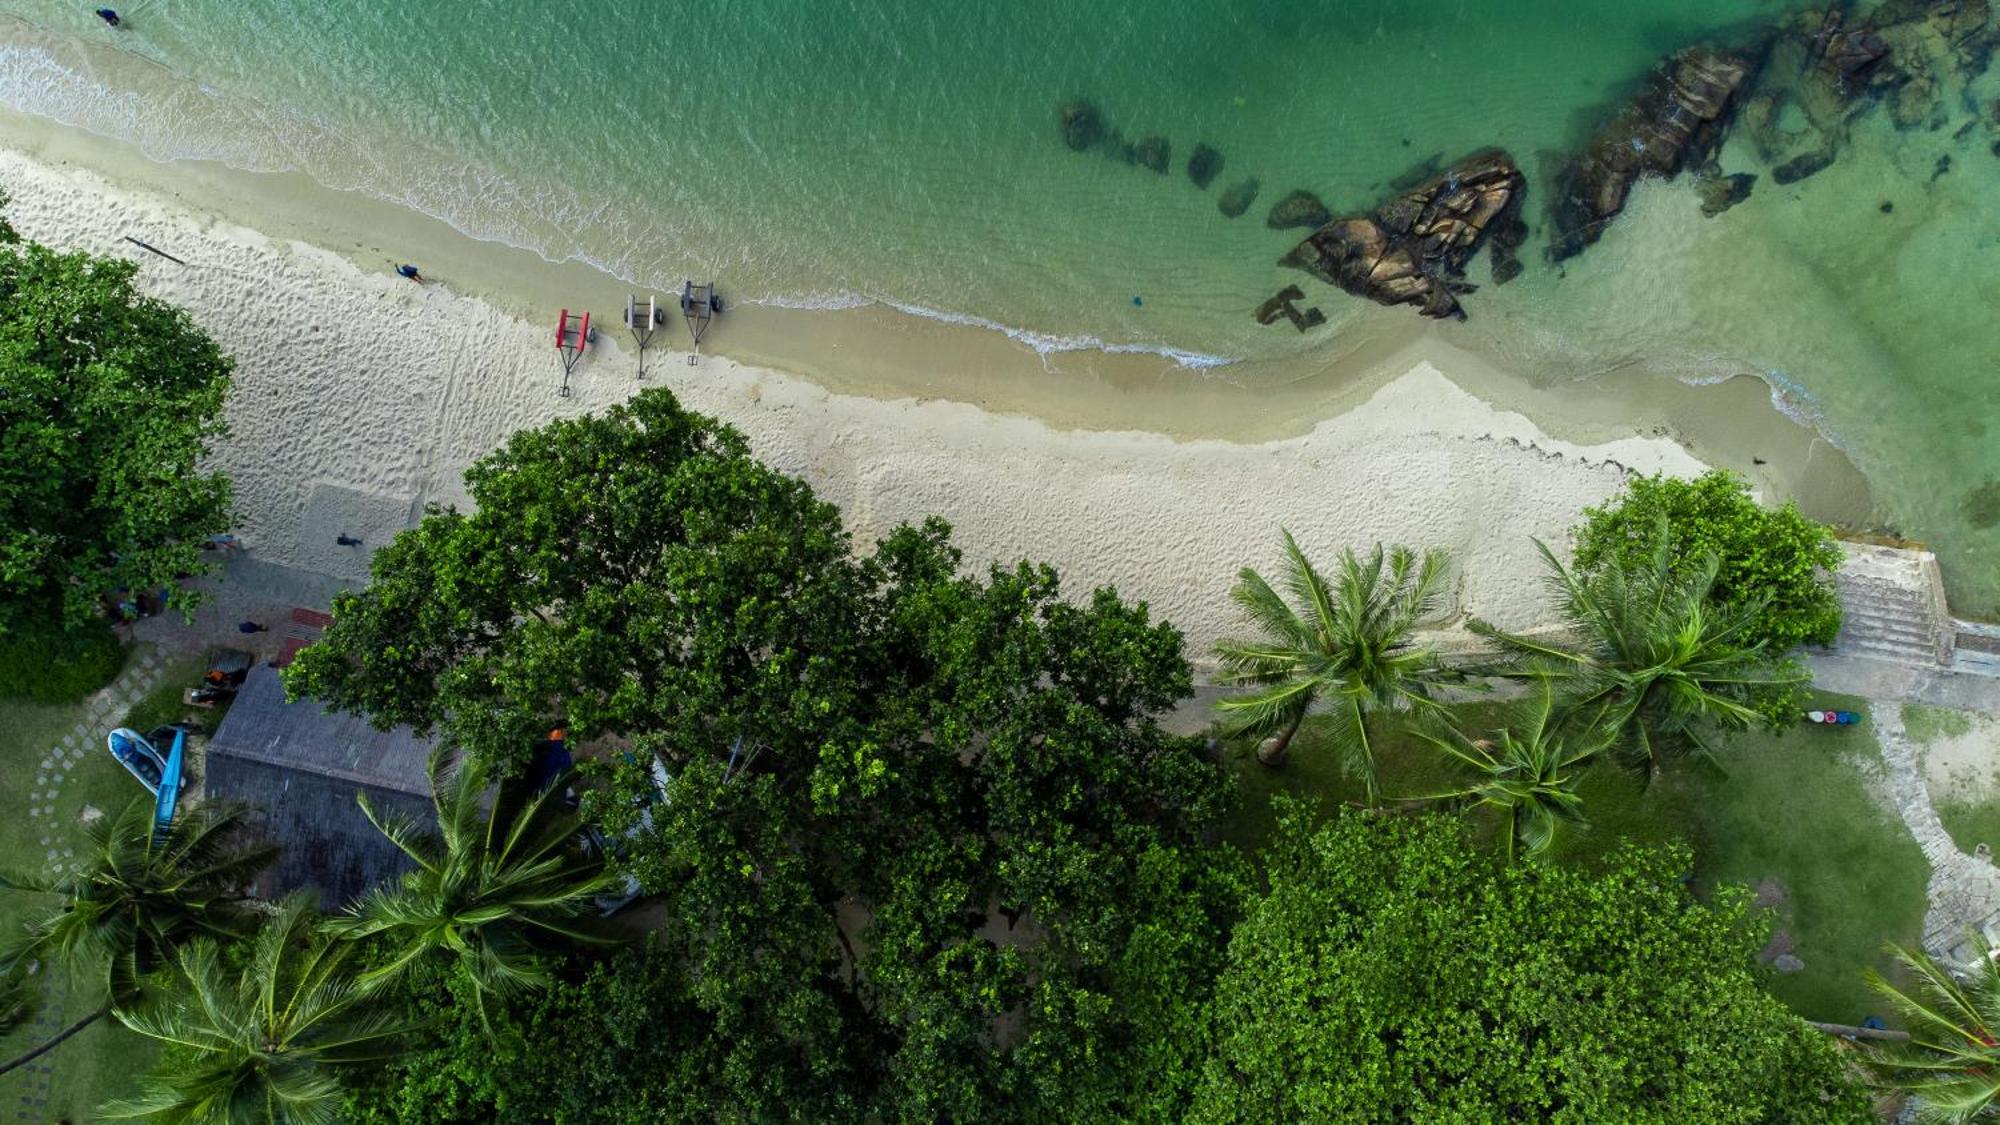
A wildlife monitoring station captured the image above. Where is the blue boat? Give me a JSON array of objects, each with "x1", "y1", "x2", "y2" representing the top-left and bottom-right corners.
[
  {"x1": 153, "y1": 727, "x2": 185, "y2": 841},
  {"x1": 107, "y1": 727, "x2": 166, "y2": 795}
]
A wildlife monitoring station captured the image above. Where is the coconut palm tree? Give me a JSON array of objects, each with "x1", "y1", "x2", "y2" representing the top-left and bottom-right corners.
[
  {"x1": 1863, "y1": 938, "x2": 2000, "y2": 1121},
  {"x1": 335, "y1": 748, "x2": 620, "y2": 1004},
  {"x1": 1404, "y1": 684, "x2": 1612, "y2": 862},
  {"x1": 1469, "y1": 538, "x2": 1803, "y2": 779},
  {"x1": 1215, "y1": 532, "x2": 1458, "y2": 795},
  {"x1": 0, "y1": 798, "x2": 274, "y2": 1076},
  {"x1": 101, "y1": 892, "x2": 422, "y2": 1124}
]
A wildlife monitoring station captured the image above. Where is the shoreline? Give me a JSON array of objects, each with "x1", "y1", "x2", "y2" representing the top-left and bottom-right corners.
[
  {"x1": 0, "y1": 133, "x2": 1873, "y2": 658},
  {"x1": 0, "y1": 103, "x2": 1872, "y2": 513}
]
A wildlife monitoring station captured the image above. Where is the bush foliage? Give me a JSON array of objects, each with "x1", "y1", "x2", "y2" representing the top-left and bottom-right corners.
[
  {"x1": 1572, "y1": 471, "x2": 1843, "y2": 652},
  {"x1": 0, "y1": 193, "x2": 234, "y2": 635},
  {"x1": 0, "y1": 618, "x2": 124, "y2": 703}
]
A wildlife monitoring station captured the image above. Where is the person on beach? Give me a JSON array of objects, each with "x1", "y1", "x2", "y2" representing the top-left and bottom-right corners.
[
  {"x1": 336, "y1": 533, "x2": 363, "y2": 546},
  {"x1": 238, "y1": 620, "x2": 269, "y2": 634},
  {"x1": 396, "y1": 264, "x2": 424, "y2": 284},
  {"x1": 94, "y1": 8, "x2": 120, "y2": 27}
]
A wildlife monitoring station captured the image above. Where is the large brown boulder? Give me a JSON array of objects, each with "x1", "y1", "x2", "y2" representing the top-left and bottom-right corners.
[
  {"x1": 1548, "y1": 46, "x2": 1760, "y2": 262},
  {"x1": 1274, "y1": 148, "x2": 1526, "y2": 321}
]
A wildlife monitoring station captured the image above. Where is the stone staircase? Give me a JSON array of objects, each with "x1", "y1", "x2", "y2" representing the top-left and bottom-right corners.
[{"x1": 1830, "y1": 543, "x2": 1952, "y2": 667}]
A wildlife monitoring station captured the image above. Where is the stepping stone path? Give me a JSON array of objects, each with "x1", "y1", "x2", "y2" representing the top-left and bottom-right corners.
[
  {"x1": 8, "y1": 649, "x2": 162, "y2": 1120},
  {"x1": 1874, "y1": 704, "x2": 2000, "y2": 965}
]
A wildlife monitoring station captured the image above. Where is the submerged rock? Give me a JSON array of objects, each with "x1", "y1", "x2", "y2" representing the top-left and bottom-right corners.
[
  {"x1": 1253, "y1": 285, "x2": 1326, "y2": 332},
  {"x1": 1218, "y1": 177, "x2": 1261, "y2": 218},
  {"x1": 1187, "y1": 143, "x2": 1224, "y2": 190},
  {"x1": 1132, "y1": 135, "x2": 1172, "y2": 174},
  {"x1": 1697, "y1": 171, "x2": 1758, "y2": 215},
  {"x1": 1549, "y1": 46, "x2": 1759, "y2": 262},
  {"x1": 1772, "y1": 148, "x2": 1835, "y2": 183},
  {"x1": 1058, "y1": 100, "x2": 1105, "y2": 152},
  {"x1": 1266, "y1": 190, "x2": 1332, "y2": 230},
  {"x1": 1275, "y1": 148, "x2": 1526, "y2": 321}
]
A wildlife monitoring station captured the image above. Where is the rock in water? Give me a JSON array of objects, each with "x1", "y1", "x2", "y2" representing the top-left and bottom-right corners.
[
  {"x1": 1275, "y1": 148, "x2": 1526, "y2": 321},
  {"x1": 1132, "y1": 135, "x2": 1172, "y2": 174},
  {"x1": 1058, "y1": 100, "x2": 1105, "y2": 152},
  {"x1": 1549, "y1": 46, "x2": 1759, "y2": 262},
  {"x1": 1218, "y1": 177, "x2": 1261, "y2": 218},
  {"x1": 1697, "y1": 171, "x2": 1757, "y2": 215},
  {"x1": 1267, "y1": 190, "x2": 1332, "y2": 230},
  {"x1": 1187, "y1": 143, "x2": 1224, "y2": 190},
  {"x1": 1772, "y1": 149, "x2": 1834, "y2": 184}
]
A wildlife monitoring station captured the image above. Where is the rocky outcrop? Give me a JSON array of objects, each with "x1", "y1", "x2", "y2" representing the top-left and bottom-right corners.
[
  {"x1": 1187, "y1": 144, "x2": 1224, "y2": 189},
  {"x1": 1132, "y1": 135, "x2": 1171, "y2": 174},
  {"x1": 1218, "y1": 178, "x2": 1261, "y2": 219},
  {"x1": 1266, "y1": 190, "x2": 1331, "y2": 230},
  {"x1": 1772, "y1": 148, "x2": 1835, "y2": 183},
  {"x1": 1548, "y1": 46, "x2": 1759, "y2": 262},
  {"x1": 1274, "y1": 148, "x2": 1526, "y2": 321},
  {"x1": 1697, "y1": 171, "x2": 1757, "y2": 214},
  {"x1": 1058, "y1": 100, "x2": 1104, "y2": 152}
]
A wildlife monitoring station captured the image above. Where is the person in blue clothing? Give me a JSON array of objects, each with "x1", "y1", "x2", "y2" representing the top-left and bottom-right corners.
[
  {"x1": 396, "y1": 263, "x2": 424, "y2": 283},
  {"x1": 95, "y1": 8, "x2": 121, "y2": 27}
]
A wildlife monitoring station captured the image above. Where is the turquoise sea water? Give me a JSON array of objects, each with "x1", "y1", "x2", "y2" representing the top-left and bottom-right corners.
[{"x1": 1, "y1": 0, "x2": 1997, "y2": 609}]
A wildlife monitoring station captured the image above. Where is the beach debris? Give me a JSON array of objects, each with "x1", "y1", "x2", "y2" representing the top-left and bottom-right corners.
[
  {"x1": 1272, "y1": 148, "x2": 1526, "y2": 321},
  {"x1": 1057, "y1": 99, "x2": 1105, "y2": 152},
  {"x1": 624, "y1": 294, "x2": 669, "y2": 380},
  {"x1": 122, "y1": 235, "x2": 187, "y2": 265},
  {"x1": 555, "y1": 308, "x2": 593, "y2": 396},
  {"x1": 1217, "y1": 177, "x2": 1261, "y2": 218},
  {"x1": 1548, "y1": 45, "x2": 1759, "y2": 262},
  {"x1": 1186, "y1": 143, "x2": 1224, "y2": 190},
  {"x1": 1131, "y1": 135, "x2": 1172, "y2": 174},
  {"x1": 1266, "y1": 189, "x2": 1331, "y2": 230},
  {"x1": 681, "y1": 281, "x2": 722, "y2": 365},
  {"x1": 1696, "y1": 171, "x2": 1758, "y2": 215},
  {"x1": 1772, "y1": 148, "x2": 1835, "y2": 183},
  {"x1": 1252, "y1": 285, "x2": 1325, "y2": 333}
]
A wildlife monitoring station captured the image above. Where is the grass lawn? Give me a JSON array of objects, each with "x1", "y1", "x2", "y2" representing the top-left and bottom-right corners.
[
  {"x1": 1220, "y1": 690, "x2": 1928, "y2": 1025},
  {"x1": 0, "y1": 649, "x2": 165, "y2": 1118}
]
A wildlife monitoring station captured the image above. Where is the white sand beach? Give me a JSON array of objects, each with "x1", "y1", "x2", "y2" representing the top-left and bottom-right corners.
[{"x1": 0, "y1": 146, "x2": 1719, "y2": 660}]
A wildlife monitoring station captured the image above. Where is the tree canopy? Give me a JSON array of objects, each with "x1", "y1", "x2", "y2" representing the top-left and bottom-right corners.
[
  {"x1": 0, "y1": 195, "x2": 234, "y2": 634},
  {"x1": 288, "y1": 388, "x2": 1245, "y2": 1119},
  {"x1": 1572, "y1": 470, "x2": 1843, "y2": 653},
  {"x1": 1193, "y1": 806, "x2": 1872, "y2": 1123}
]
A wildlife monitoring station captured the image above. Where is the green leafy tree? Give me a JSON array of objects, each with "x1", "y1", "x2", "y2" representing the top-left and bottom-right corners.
[
  {"x1": 1215, "y1": 533, "x2": 1457, "y2": 788},
  {"x1": 1406, "y1": 684, "x2": 1611, "y2": 861},
  {"x1": 1573, "y1": 470, "x2": 1843, "y2": 651},
  {"x1": 0, "y1": 202, "x2": 234, "y2": 635},
  {"x1": 1864, "y1": 938, "x2": 2000, "y2": 1122},
  {"x1": 0, "y1": 799, "x2": 274, "y2": 1076},
  {"x1": 1471, "y1": 539, "x2": 1806, "y2": 776},
  {"x1": 104, "y1": 892, "x2": 424, "y2": 1124},
  {"x1": 336, "y1": 749, "x2": 621, "y2": 1005},
  {"x1": 1192, "y1": 807, "x2": 1872, "y2": 1122},
  {"x1": 292, "y1": 389, "x2": 1244, "y2": 1120}
]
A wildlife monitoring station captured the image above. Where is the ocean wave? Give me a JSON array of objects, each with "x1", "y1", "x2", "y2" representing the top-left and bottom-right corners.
[{"x1": 747, "y1": 291, "x2": 1238, "y2": 371}]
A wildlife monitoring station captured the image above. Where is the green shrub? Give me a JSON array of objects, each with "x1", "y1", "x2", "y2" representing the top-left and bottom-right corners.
[
  {"x1": 0, "y1": 619, "x2": 126, "y2": 703},
  {"x1": 1573, "y1": 470, "x2": 1843, "y2": 652}
]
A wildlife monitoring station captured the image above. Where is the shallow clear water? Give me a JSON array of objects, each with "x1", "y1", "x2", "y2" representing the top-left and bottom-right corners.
[{"x1": 2, "y1": 0, "x2": 1997, "y2": 610}]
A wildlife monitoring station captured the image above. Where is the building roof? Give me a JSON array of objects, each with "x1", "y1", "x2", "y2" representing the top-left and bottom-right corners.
[
  {"x1": 207, "y1": 664, "x2": 433, "y2": 794},
  {"x1": 204, "y1": 663, "x2": 438, "y2": 911}
]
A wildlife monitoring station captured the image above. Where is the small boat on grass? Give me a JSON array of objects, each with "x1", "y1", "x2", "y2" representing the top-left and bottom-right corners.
[
  {"x1": 153, "y1": 726, "x2": 186, "y2": 841},
  {"x1": 108, "y1": 727, "x2": 166, "y2": 794}
]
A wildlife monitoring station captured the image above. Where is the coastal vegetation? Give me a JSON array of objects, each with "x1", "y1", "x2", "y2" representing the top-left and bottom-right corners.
[{"x1": 0, "y1": 190, "x2": 234, "y2": 703}]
